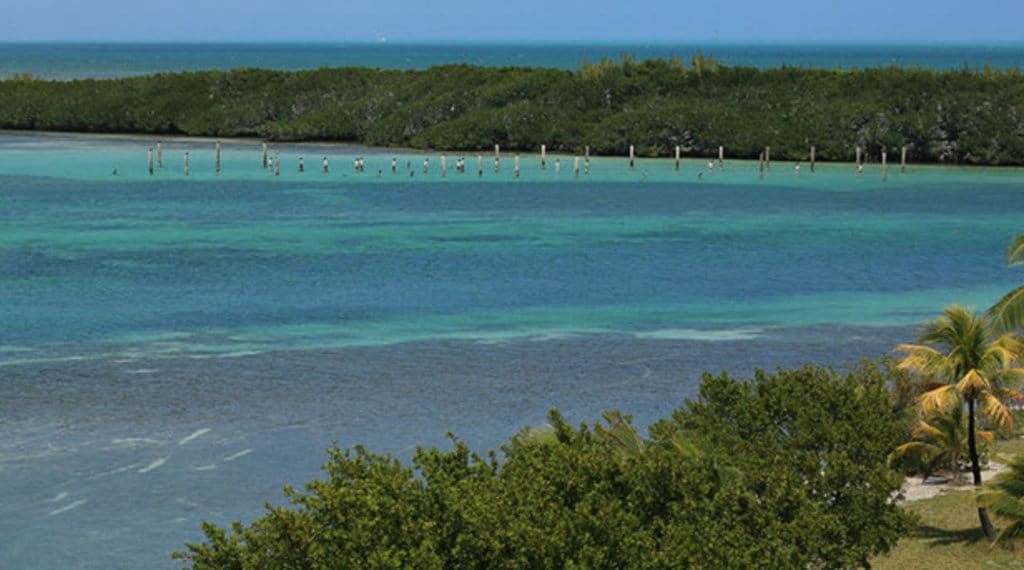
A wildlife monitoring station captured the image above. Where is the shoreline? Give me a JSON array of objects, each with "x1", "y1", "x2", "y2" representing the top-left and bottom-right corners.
[{"x1": 5, "y1": 130, "x2": 1024, "y2": 173}]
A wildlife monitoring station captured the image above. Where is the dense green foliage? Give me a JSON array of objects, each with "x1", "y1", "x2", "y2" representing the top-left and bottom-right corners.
[
  {"x1": 4, "y1": 57, "x2": 1024, "y2": 164},
  {"x1": 174, "y1": 363, "x2": 912, "y2": 569}
]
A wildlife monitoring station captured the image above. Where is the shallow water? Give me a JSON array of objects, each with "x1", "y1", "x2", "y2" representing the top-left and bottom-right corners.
[{"x1": 1, "y1": 132, "x2": 1023, "y2": 567}]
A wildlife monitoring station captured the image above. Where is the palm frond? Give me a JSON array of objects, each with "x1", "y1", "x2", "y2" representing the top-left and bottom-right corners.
[
  {"x1": 909, "y1": 421, "x2": 943, "y2": 440},
  {"x1": 597, "y1": 410, "x2": 646, "y2": 459},
  {"x1": 895, "y1": 343, "x2": 953, "y2": 378},
  {"x1": 918, "y1": 385, "x2": 958, "y2": 415},
  {"x1": 1006, "y1": 233, "x2": 1024, "y2": 266},
  {"x1": 987, "y1": 286, "x2": 1024, "y2": 335},
  {"x1": 978, "y1": 391, "x2": 1014, "y2": 430},
  {"x1": 957, "y1": 368, "x2": 993, "y2": 399}
]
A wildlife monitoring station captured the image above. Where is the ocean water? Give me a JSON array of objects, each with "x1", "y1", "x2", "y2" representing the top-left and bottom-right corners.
[
  {"x1": 2, "y1": 41, "x2": 1024, "y2": 80},
  {"x1": 3, "y1": 132, "x2": 1024, "y2": 568}
]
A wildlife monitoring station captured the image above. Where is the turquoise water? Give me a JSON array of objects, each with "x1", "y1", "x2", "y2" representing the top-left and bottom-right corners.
[
  {"x1": 3, "y1": 132, "x2": 1024, "y2": 568},
  {"x1": 2, "y1": 42, "x2": 1024, "y2": 79}
]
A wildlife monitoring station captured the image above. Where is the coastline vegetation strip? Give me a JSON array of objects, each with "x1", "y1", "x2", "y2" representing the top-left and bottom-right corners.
[{"x1": 2, "y1": 54, "x2": 1024, "y2": 165}]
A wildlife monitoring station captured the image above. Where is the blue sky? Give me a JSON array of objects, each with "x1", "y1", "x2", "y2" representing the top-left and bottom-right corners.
[{"x1": 5, "y1": 0, "x2": 1022, "y2": 42}]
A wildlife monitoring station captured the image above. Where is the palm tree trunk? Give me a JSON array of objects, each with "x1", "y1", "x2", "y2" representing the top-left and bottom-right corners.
[{"x1": 968, "y1": 397, "x2": 998, "y2": 541}]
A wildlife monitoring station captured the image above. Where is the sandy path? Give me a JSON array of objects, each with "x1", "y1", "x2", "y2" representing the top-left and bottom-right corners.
[{"x1": 899, "y1": 462, "x2": 1009, "y2": 503}]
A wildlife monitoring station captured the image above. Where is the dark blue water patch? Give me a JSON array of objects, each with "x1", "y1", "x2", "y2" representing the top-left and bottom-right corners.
[
  {"x1": 0, "y1": 326, "x2": 912, "y2": 439},
  {"x1": 0, "y1": 323, "x2": 922, "y2": 570}
]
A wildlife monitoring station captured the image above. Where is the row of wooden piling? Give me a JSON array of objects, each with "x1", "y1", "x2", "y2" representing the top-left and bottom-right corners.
[{"x1": 145, "y1": 141, "x2": 910, "y2": 179}]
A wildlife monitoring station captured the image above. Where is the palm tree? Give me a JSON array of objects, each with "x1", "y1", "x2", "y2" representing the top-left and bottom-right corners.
[
  {"x1": 987, "y1": 233, "x2": 1024, "y2": 333},
  {"x1": 890, "y1": 407, "x2": 994, "y2": 484},
  {"x1": 977, "y1": 455, "x2": 1024, "y2": 545},
  {"x1": 895, "y1": 305, "x2": 1024, "y2": 540}
]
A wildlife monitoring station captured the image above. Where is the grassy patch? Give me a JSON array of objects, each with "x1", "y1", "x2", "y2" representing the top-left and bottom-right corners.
[
  {"x1": 992, "y1": 436, "x2": 1024, "y2": 459},
  {"x1": 873, "y1": 439, "x2": 1024, "y2": 569},
  {"x1": 874, "y1": 492, "x2": 1023, "y2": 569}
]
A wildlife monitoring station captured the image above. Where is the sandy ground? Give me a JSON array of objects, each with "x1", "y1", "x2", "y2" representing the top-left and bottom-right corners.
[{"x1": 900, "y1": 461, "x2": 1010, "y2": 503}]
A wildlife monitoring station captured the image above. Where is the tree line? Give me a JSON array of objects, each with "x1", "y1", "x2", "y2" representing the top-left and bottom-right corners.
[{"x1": 3, "y1": 56, "x2": 1024, "y2": 165}]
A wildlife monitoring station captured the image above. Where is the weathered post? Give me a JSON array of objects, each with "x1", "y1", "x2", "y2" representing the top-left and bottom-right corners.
[
  {"x1": 675, "y1": 145, "x2": 681, "y2": 171},
  {"x1": 541, "y1": 144, "x2": 547, "y2": 170},
  {"x1": 765, "y1": 146, "x2": 771, "y2": 170},
  {"x1": 156, "y1": 142, "x2": 162, "y2": 169},
  {"x1": 262, "y1": 143, "x2": 268, "y2": 169},
  {"x1": 882, "y1": 151, "x2": 888, "y2": 182},
  {"x1": 584, "y1": 145, "x2": 590, "y2": 175},
  {"x1": 478, "y1": 155, "x2": 484, "y2": 177},
  {"x1": 718, "y1": 145, "x2": 724, "y2": 170},
  {"x1": 441, "y1": 154, "x2": 447, "y2": 178},
  {"x1": 275, "y1": 151, "x2": 280, "y2": 176},
  {"x1": 514, "y1": 154, "x2": 520, "y2": 179},
  {"x1": 759, "y1": 151, "x2": 765, "y2": 181},
  {"x1": 901, "y1": 146, "x2": 907, "y2": 173},
  {"x1": 574, "y1": 156, "x2": 580, "y2": 178},
  {"x1": 810, "y1": 146, "x2": 816, "y2": 173},
  {"x1": 148, "y1": 148, "x2": 154, "y2": 175},
  {"x1": 216, "y1": 141, "x2": 221, "y2": 174},
  {"x1": 629, "y1": 145, "x2": 635, "y2": 170},
  {"x1": 494, "y1": 144, "x2": 500, "y2": 173},
  {"x1": 856, "y1": 146, "x2": 862, "y2": 169},
  {"x1": 184, "y1": 152, "x2": 190, "y2": 177}
]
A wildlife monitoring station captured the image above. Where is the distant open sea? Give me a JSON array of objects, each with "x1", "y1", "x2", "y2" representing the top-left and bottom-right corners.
[
  {"x1": 3, "y1": 43, "x2": 1024, "y2": 569},
  {"x1": 2, "y1": 41, "x2": 1024, "y2": 79}
]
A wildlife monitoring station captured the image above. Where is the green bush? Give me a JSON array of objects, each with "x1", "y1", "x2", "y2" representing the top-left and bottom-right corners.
[{"x1": 173, "y1": 363, "x2": 912, "y2": 569}]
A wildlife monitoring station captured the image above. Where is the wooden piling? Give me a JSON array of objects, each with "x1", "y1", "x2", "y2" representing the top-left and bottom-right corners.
[
  {"x1": 541, "y1": 144, "x2": 547, "y2": 170},
  {"x1": 810, "y1": 146, "x2": 816, "y2": 173},
  {"x1": 856, "y1": 146, "x2": 862, "y2": 168},
  {"x1": 216, "y1": 141, "x2": 221, "y2": 174},
  {"x1": 156, "y1": 142, "x2": 162, "y2": 168},
  {"x1": 765, "y1": 146, "x2": 771, "y2": 170},
  {"x1": 574, "y1": 156, "x2": 580, "y2": 178},
  {"x1": 478, "y1": 155, "x2": 484, "y2": 177},
  {"x1": 441, "y1": 154, "x2": 447, "y2": 178},
  {"x1": 494, "y1": 144, "x2": 500, "y2": 173},
  {"x1": 882, "y1": 152, "x2": 888, "y2": 182},
  {"x1": 262, "y1": 143, "x2": 268, "y2": 169},
  {"x1": 759, "y1": 151, "x2": 765, "y2": 181},
  {"x1": 901, "y1": 146, "x2": 907, "y2": 173},
  {"x1": 148, "y1": 148, "x2": 154, "y2": 175},
  {"x1": 184, "y1": 152, "x2": 190, "y2": 176},
  {"x1": 514, "y1": 154, "x2": 520, "y2": 179},
  {"x1": 718, "y1": 145, "x2": 724, "y2": 170},
  {"x1": 675, "y1": 145, "x2": 681, "y2": 171},
  {"x1": 275, "y1": 151, "x2": 280, "y2": 176},
  {"x1": 629, "y1": 145, "x2": 635, "y2": 170}
]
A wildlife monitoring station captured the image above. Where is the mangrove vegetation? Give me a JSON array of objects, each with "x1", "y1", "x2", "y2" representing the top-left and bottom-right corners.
[{"x1": 3, "y1": 55, "x2": 1024, "y2": 164}]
